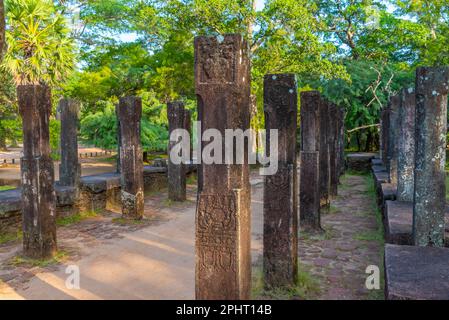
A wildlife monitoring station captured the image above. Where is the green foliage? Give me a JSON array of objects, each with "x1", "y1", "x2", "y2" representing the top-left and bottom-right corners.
[
  {"x1": 80, "y1": 102, "x2": 118, "y2": 150},
  {"x1": 49, "y1": 119, "x2": 60, "y2": 154},
  {"x1": 80, "y1": 97, "x2": 169, "y2": 152},
  {"x1": 0, "y1": 185, "x2": 15, "y2": 191},
  {"x1": 2, "y1": 0, "x2": 75, "y2": 85}
]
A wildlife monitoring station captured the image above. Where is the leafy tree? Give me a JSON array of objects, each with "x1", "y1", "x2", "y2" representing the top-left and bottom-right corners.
[{"x1": 2, "y1": 0, "x2": 75, "y2": 86}]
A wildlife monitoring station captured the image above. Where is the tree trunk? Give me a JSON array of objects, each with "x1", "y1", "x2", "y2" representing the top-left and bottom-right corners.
[
  {"x1": 0, "y1": 135, "x2": 7, "y2": 151},
  {"x1": 356, "y1": 132, "x2": 361, "y2": 152},
  {"x1": 364, "y1": 130, "x2": 372, "y2": 152},
  {"x1": 0, "y1": 0, "x2": 5, "y2": 60}
]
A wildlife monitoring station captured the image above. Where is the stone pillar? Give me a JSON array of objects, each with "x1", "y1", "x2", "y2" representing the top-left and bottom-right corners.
[
  {"x1": 59, "y1": 99, "x2": 81, "y2": 187},
  {"x1": 167, "y1": 101, "x2": 186, "y2": 201},
  {"x1": 194, "y1": 34, "x2": 251, "y2": 300},
  {"x1": 338, "y1": 107, "x2": 346, "y2": 176},
  {"x1": 379, "y1": 108, "x2": 383, "y2": 160},
  {"x1": 328, "y1": 103, "x2": 338, "y2": 197},
  {"x1": 118, "y1": 97, "x2": 144, "y2": 219},
  {"x1": 299, "y1": 91, "x2": 321, "y2": 231},
  {"x1": 338, "y1": 107, "x2": 346, "y2": 175},
  {"x1": 115, "y1": 104, "x2": 121, "y2": 173},
  {"x1": 381, "y1": 108, "x2": 388, "y2": 165},
  {"x1": 263, "y1": 74, "x2": 298, "y2": 288},
  {"x1": 387, "y1": 95, "x2": 400, "y2": 184},
  {"x1": 396, "y1": 88, "x2": 416, "y2": 202},
  {"x1": 319, "y1": 99, "x2": 330, "y2": 207},
  {"x1": 184, "y1": 109, "x2": 193, "y2": 162},
  {"x1": 18, "y1": 85, "x2": 57, "y2": 259},
  {"x1": 413, "y1": 67, "x2": 449, "y2": 247}
]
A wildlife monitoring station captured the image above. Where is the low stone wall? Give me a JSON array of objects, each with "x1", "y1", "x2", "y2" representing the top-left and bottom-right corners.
[{"x1": 0, "y1": 164, "x2": 197, "y2": 228}]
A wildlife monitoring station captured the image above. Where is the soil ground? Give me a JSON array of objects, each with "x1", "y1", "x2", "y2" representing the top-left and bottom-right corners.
[{"x1": 0, "y1": 171, "x2": 383, "y2": 300}]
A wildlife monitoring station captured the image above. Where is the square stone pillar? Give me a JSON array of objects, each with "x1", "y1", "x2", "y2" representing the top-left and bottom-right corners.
[
  {"x1": 387, "y1": 95, "x2": 400, "y2": 184},
  {"x1": 168, "y1": 101, "x2": 187, "y2": 201},
  {"x1": 115, "y1": 103, "x2": 121, "y2": 173},
  {"x1": 118, "y1": 97, "x2": 144, "y2": 219},
  {"x1": 338, "y1": 107, "x2": 346, "y2": 176},
  {"x1": 194, "y1": 34, "x2": 251, "y2": 300},
  {"x1": 18, "y1": 85, "x2": 57, "y2": 259},
  {"x1": 413, "y1": 67, "x2": 449, "y2": 247},
  {"x1": 396, "y1": 88, "x2": 415, "y2": 202},
  {"x1": 58, "y1": 98, "x2": 81, "y2": 188},
  {"x1": 381, "y1": 107, "x2": 389, "y2": 165},
  {"x1": 263, "y1": 74, "x2": 298, "y2": 288},
  {"x1": 184, "y1": 109, "x2": 193, "y2": 162},
  {"x1": 379, "y1": 107, "x2": 383, "y2": 160},
  {"x1": 299, "y1": 91, "x2": 322, "y2": 231},
  {"x1": 319, "y1": 99, "x2": 330, "y2": 207},
  {"x1": 328, "y1": 103, "x2": 338, "y2": 197}
]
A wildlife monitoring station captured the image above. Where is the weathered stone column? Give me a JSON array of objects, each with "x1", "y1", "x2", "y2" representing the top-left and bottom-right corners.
[
  {"x1": 18, "y1": 85, "x2": 57, "y2": 259},
  {"x1": 379, "y1": 108, "x2": 383, "y2": 160},
  {"x1": 118, "y1": 97, "x2": 144, "y2": 219},
  {"x1": 263, "y1": 74, "x2": 298, "y2": 288},
  {"x1": 413, "y1": 67, "x2": 449, "y2": 247},
  {"x1": 328, "y1": 103, "x2": 338, "y2": 197},
  {"x1": 319, "y1": 99, "x2": 330, "y2": 207},
  {"x1": 167, "y1": 101, "x2": 186, "y2": 201},
  {"x1": 381, "y1": 107, "x2": 389, "y2": 165},
  {"x1": 115, "y1": 104, "x2": 121, "y2": 173},
  {"x1": 59, "y1": 99, "x2": 81, "y2": 187},
  {"x1": 194, "y1": 34, "x2": 251, "y2": 300},
  {"x1": 396, "y1": 88, "x2": 415, "y2": 202},
  {"x1": 338, "y1": 107, "x2": 346, "y2": 176},
  {"x1": 299, "y1": 91, "x2": 321, "y2": 231},
  {"x1": 184, "y1": 109, "x2": 193, "y2": 162},
  {"x1": 387, "y1": 95, "x2": 400, "y2": 184}
]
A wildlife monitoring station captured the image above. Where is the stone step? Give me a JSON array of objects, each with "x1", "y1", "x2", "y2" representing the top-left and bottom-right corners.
[
  {"x1": 385, "y1": 244, "x2": 449, "y2": 299},
  {"x1": 384, "y1": 200, "x2": 449, "y2": 246}
]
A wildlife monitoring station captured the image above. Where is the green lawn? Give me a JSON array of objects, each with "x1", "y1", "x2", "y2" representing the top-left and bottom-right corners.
[{"x1": 0, "y1": 185, "x2": 15, "y2": 191}]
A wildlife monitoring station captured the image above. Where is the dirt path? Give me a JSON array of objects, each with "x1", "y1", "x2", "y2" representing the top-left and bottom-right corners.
[{"x1": 0, "y1": 172, "x2": 383, "y2": 300}]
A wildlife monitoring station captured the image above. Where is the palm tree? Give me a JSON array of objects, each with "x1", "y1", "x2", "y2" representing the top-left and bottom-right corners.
[
  {"x1": 0, "y1": 0, "x2": 5, "y2": 60},
  {"x1": 2, "y1": 0, "x2": 75, "y2": 86}
]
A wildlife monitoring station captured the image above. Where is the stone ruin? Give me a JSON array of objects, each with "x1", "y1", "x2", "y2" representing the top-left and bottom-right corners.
[{"x1": 372, "y1": 66, "x2": 449, "y2": 299}]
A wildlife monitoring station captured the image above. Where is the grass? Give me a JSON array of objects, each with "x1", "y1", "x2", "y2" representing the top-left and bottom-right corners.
[
  {"x1": 0, "y1": 229, "x2": 22, "y2": 245},
  {"x1": 56, "y1": 210, "x2": 99, "y2": 226},
  {"x1": 10, "y1": 250, "x2": 69, "y2": 268},
  {"x1": 328, "y1": 204, "x2": 340, "y2": 214},
  {"x1": 300, "y1": 226, "x2": 335, "y2": 242},
  {"x1": 359, "y1": 173, "x2": 385, "y2": 300},
  {"x1": 252, "y1": 263, "x2": 321, "y2": 300},
  {"x1": 186, "y1": 173, "x2": 197, "y2": 185},
  {"x1": 112, "y1": 217, "x2": 144, "y2": 225},
  {"x1": 0, "y1": 185, "x2": 15, "y2": 191}
]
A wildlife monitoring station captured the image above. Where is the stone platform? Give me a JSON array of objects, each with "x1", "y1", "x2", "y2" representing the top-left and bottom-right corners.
[
  {"x1": 371, "y1": 165, "x2": 386, "y2": 173},
  {"x1": 378, "y1": 183, "x2": 396, "y2": 211},
  {"x1": 0, "y1": 185, "x2": 78, "y2": 226},
  {"x1": 385, "y1": 244, "x2": 449, "y2": 299},
  {"x1": 384, "y1": 200, "x2": 449, "y2": 245},
  {"x1": 346, "y1": 152, "x2": 377, "y2": 173},
  {"x1": 0, "y1": 164, "x2": 197, "y2": 224},
  {"x1": 373, "y1": 171, "x2": 388, "y2": 193},
  {"x1": 371, "y1": 158, "x2": 383, "y2": 166}
]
